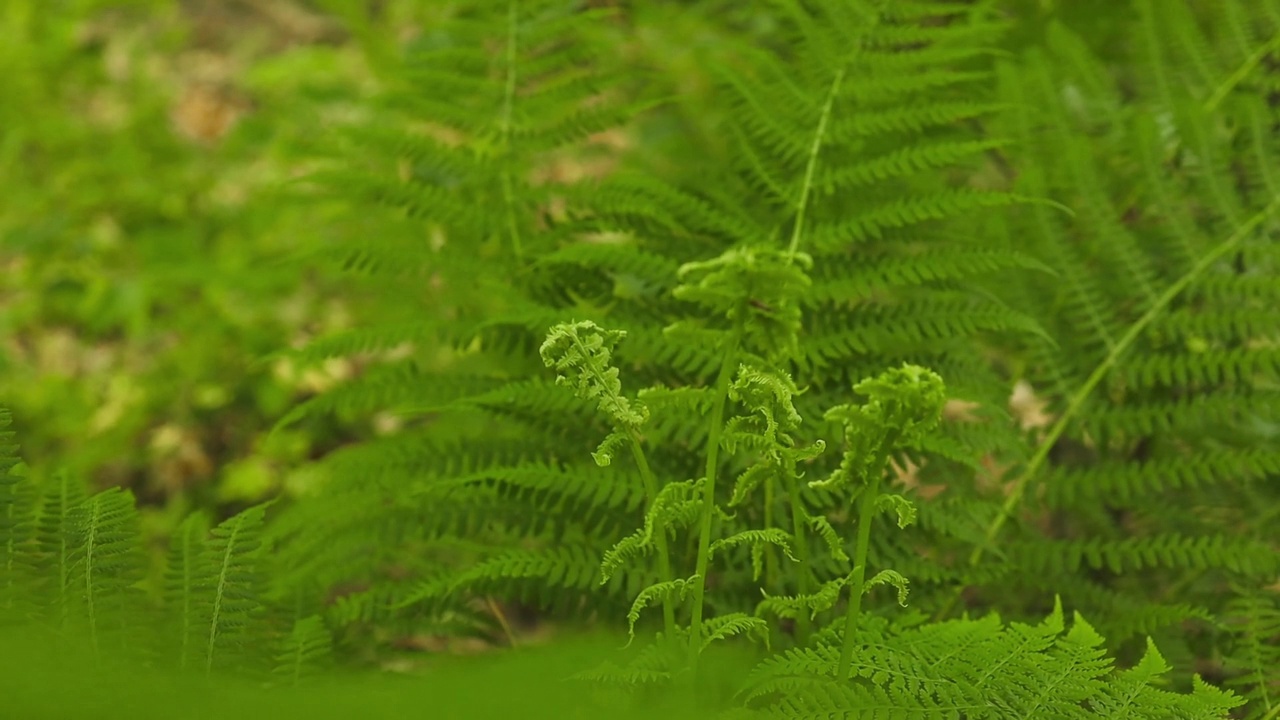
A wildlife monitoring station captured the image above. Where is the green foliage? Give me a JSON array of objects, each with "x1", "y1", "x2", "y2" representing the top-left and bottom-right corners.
[
  {"x1": 741, "y1": 601, "x2": 1242, "y2": 719},
  {"x1": 0, "y1": 0, "x2": 371, "y2": 531},
  {"x1": 259, "y1": 0, "x2": 1277, "y2": 714},
  {"x1": 273, "y1": 615, "x2": 334, "y2": 686},
  {"x1": 0, "y1": 416, "x2": 304, "y2": 678},
  {"x1": 3, "y1": 0, "x2": 1280, "y2": 717},
  {"x1": 965, "y1": 0, "x2": 1280, "y2": 685}
]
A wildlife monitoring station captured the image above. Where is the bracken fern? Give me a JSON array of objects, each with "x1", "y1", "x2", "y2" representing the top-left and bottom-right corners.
[{"x1": 5, "y1": 0, "x2": 1279, "y2": 716}]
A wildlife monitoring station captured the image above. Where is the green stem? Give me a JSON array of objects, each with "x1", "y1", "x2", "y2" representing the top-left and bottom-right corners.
[
  {"x1": 787, "y1": 66, "x2": 846, "y2": 262},
  {"x1": 687, "y1": 328, "x2": 743, "y2": 676},
  {"x1": 626, "y1": 433, "x2": 676, "y2": 637},
  {"x1": 836, "y1": 433, "x2": 897, "y2": 681},
  {"x1": 762, "y1": 475, "x2": 783, "y2": 649},
  {"x1": 1203, "y1": 32, "x2": 1280, "y2": 114},
  {"x1": 498, "y1": 0, "x2": 523, "y2": 262},
  {"x1": 763, "y1": 476, "x2": 776, "y2": 589},
  {"x1": 784, "y1": 466, "x2": 812, "y2": 645}
]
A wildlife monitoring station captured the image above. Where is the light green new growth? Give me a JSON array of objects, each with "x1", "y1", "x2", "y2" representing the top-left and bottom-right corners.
[
  {"x1": 540, "y1": 320, "x2": 676, "y2": 636},
  {"x1": 666, "y1": 246, "x2": 813, "y2": 675},
  {"x1": 814, "y1": 364, "x2": 945, "y2": 681}
]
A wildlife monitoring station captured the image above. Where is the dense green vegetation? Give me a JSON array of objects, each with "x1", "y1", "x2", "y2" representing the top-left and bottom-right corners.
[{"x1": 2, "y1": 1, "x2": 1278, "y2": 717}]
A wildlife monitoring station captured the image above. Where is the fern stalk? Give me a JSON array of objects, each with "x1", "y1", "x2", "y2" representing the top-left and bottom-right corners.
[
  {"x1": 1200, "y1": 16, "x2": 1280, "y2": 113},
  {"x1": 686, "y1": 324, "x2": 744, "y2": 675},
  {"x1": 485, "y1": 595, "x2": 520, "y2": 648},
  {"x1": 43, "y1": 472, "x2": 79, "y2": 630},
  {"x1": 763, "y1": 477, "x2": 776, "y2": 591},
  {"x1": 786, "y1": 66, "x2": 846, "y2": 262},
  {"x1": 499, "y1": 0, "x2": 523, "y2": 261},
  {"x1": 207, "y1": 524, "x2": 239, "y2": 673},
  {"x1": 836, "y1": 429, "x2": 899, "y2": 681},
  {"x1": 81, "y1": 498, "x2": 104, "y2": 659},
  {"x1": 783, "y1": 467, "x2": 813, "y2": 645},
  {"x1": 761, "y1": 474, "x2": 782, "y2": 649},
  {"x1": 625, "y1": 434, "x2": 676, "y2": 636},
  {"x1": 773, "y1": 57, "x2": 842, "y2": 642}
]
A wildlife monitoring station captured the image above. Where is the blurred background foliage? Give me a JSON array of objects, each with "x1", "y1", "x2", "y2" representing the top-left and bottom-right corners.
[{"x1": 0, "y1": 0, "x2": 387, "y2": 540}]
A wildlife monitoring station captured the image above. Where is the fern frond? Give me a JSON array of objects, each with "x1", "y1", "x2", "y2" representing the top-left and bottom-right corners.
[
  {"x1": 743, "y1": 601, "x2": 1240, "y2": 718},
  {"x1": 67, "y1": 487, "x2": 144, "y2": 658},
  {"x1": 0, "y1": 409, "x2": 35, "y2": 617},
  {"x1": 600, "y1": 478, "x2": 701, "y2": 584},
  {"x1": 271, "y1": 615, "x2": 333, "y2": 686},
  {"x1": 627, "y1": 575, "x2": 699, "y2": 645},
  {"x1": 540, "y1": 320, "x2": 648, "y2": 432},
  {"x1": 201, "y1": 503, "x2": 270, "y2": 674},
  {"x1": 755, "y1": 578, "x2": 846, "y2": 623},
  {"x1": 710, "y1": 529, "x2": 799, "y2": 581},
  {"x1": 1008, "y1": 534, "x2": 1278, "y2": 577},
  {"x1": 701, "y1": 612, "x2": 770, "y2": 651},
  {"x1": 398, "y1": 545, "x2": 614, "y2": 613},
  {"x1": 1221, "y1": 589, "x2": 1280, "y2": 718},
  {"x1": 33, "y1": 469, "x2": 86, "y2": 624},
  {"x1": 163, "y1": 511, "x2": 211, "y2": 670}
]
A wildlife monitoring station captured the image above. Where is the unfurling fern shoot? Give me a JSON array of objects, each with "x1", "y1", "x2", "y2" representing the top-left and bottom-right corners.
[
  {"x1": 810, "y1": 363, "x2": 945, "y2": 680},
  {"x1": 664, "y1": 245, "x2": 813, "y2": 674},
  {"x1": 723, "y1": 363, "x2": 826, "y2": 645},
  {"x1": 540, "y1": 320, "x2": 676, "y2": 636}
]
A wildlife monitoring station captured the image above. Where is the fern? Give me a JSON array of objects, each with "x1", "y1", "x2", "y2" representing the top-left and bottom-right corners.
[
  {"x1": 0, "y1": 409, "x2": 298, "y2": 678},
  {"x1": 164, "y1": 511, "x2": 211, "y2": 670},
  {"x1": 0, "y1": 409, "x2": 35, "y2": 619},
  {"x1": 271, "y1": 614, "x2": 333, "y2": 686},
  {"x1": 1222, "y1": 588, "x2": 1280, "y2": 720},
  {"x1": 742, "y1": 600, "x2": 1241, "y2": 719},
  {"x1": 261, "y1": 2, "x2": 663, "y2": 651},
  {"x1": 941, "y1": 4, "x2": 1280, "y2": 701},
  {"x1": 199, "y1": 503, "x2": 271, "y2": 674},
  {"x1": 0, "y1": 0, "x2": 1249, "y2": 715},
  {"x1": 66, "y1": 487, "x2": 144, "y2": 660}
]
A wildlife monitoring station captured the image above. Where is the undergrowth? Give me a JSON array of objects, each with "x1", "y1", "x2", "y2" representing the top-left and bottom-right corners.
[{"x1": 2, "y1": 0, "x2": 1279, "y2": 717}]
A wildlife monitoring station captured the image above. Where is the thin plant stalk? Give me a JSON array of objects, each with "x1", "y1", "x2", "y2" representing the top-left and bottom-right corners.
[
  {"x1": 784, "y1": 468, "x2": 813, "y2": 645},
  {"x1": 686, "y1": 327, "x2": 744, "y2": 675},
  {"x1": 836, "y1": 431, "x2": 898, "y2": 681},
  {"x1": 626, "y1": 434, "x2": 676, "y2": 637}
]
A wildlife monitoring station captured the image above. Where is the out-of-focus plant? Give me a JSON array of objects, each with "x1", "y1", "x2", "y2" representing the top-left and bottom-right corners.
[{"x1": 0, "y1": 0, "x2": 381, "y2": 532}]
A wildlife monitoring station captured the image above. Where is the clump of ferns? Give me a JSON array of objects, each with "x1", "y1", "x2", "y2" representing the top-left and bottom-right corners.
[{"x1": 539, "y1": 243, "x2": 949, "y2": 706}]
